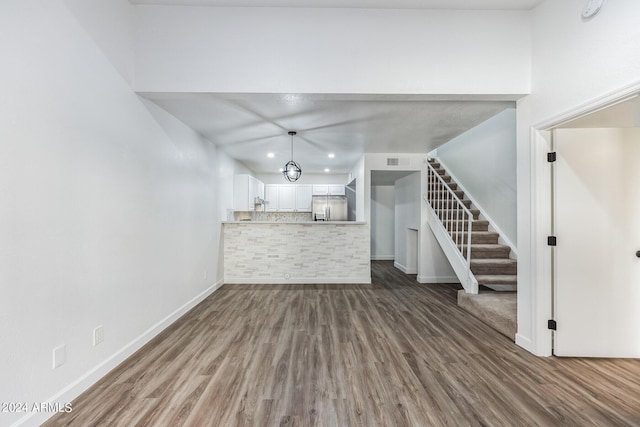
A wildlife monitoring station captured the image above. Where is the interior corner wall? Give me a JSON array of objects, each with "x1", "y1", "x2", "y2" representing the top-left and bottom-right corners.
[
  {"x1": 63, "y1": 0, "x2": 136, "y2": 86},
  {"x1": 370, "y1": 186, "x2": 395, "y2": 260},
  {"x1": 437, "y1": 108, "x2": 517, "y2": 245},
  {"x1": 516, "y1": 0, "x2": 640, "y2": 355},
  {"x1": 0, "y1": 2, "x2": 224, "y2": 425}
]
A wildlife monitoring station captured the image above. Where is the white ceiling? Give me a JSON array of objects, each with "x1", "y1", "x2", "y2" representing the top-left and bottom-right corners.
[
  {"x1": 142, "y1": 93, "x2": 514, "y2": 174},
  {"x1": 130, "y1": 0, "x2": 543, "y2": 10}
]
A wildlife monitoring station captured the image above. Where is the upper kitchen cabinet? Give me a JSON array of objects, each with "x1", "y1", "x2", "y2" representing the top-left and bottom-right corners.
[
  {"x1": 312, "y1": 184, "x2": 329, "y2": 196},
  {"x1": 313, "y1": 184, "x2": 345, "y2": 196},
  {"x1": 233, "y1": 174, "x2": 265, "y2": 211},
  {"x1": 278, "y1": 184, "x2": 295, "y2": 211},
  {"x1": 264, "y1": 184, "x2": 279, "y2": 211},
  {"x1": 329, "y1": 184, "x2": 345, "y2": 196},
  {"x1": 295, "y1": 185, "x2": 312, "y2": 212}
]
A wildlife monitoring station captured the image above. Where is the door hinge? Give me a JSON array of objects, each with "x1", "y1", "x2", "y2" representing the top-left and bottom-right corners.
[
  {"x1": 548, "y1": 319, "x2": 557, "y2": 330},
  {"x1": 547, "y1": 152, "x2": 557, "y2": 162},
  {"x1": 548, "y1": 236, "x2": 557, "y2": 246}
]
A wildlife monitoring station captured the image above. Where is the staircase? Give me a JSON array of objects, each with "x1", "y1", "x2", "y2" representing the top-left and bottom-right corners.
[{"x1": 424, "y1": 158, "x2": 517, "y2": 339}]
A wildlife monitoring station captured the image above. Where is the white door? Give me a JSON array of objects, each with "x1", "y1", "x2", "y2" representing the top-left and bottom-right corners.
[{"x1": 555, "y1": 128, "x2": 640, "y2": 357}]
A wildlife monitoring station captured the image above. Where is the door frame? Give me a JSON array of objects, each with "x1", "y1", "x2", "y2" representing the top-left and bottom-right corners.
[{"x1": 530, "y1": 82, "x2": 640, "y2": 356}]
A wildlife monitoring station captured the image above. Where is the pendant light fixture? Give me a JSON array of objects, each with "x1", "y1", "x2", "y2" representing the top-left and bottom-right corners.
[{"x1": 283, "y1": 131, "x2": 302, "y2": 182}]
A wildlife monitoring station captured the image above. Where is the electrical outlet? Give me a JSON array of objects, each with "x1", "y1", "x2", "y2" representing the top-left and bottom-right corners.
[
  {"x1": 203, "y1": 270, "x2": 208, "y2": 280},
  {"x1": 93, "y1": 326, "x2": 104, "y2": 346},
  {"x1": 53, "y1": 345, "x2": 66, "y2": 369}
]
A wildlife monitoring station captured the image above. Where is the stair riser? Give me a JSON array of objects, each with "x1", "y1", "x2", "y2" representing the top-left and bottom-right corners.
[
  {"x1": 429, "y1": 190, "x2": 465, "y2": 198},
  {"x1": 443, "y1": 221, "x2": 488, "y2": 232},
  {"x1": 451, "y1": 233, "x2": 499, "y2": 244},
  {"x1": 436, "y1": 210, "x2": 480, "y2": 220},
  {"x1": 463, "y1": 247, "x2": 510, "y2": 258},
  {"x1": 471, "y1": 264, "x2": 517, "y2": 275},
  {"x1": 429, "y1": 199, "x2": 472, "y2": 208}
]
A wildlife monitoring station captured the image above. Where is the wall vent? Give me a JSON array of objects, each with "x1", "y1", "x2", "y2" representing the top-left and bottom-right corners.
[{"x1": 386, "y1": 158, "x2": 410, "y2": 166}]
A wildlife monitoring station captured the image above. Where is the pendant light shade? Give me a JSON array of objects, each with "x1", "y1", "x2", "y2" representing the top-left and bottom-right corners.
[{"x1": 283, "y1": 131, "x2": 302, "y2": 182}]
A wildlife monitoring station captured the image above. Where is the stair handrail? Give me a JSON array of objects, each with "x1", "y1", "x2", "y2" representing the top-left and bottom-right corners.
[{"x1": 424, "y1": 159, "x2": 473, "y2": 276}]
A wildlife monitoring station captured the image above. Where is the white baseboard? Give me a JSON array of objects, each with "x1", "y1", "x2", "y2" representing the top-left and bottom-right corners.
[
  {"x1": 417, "y1": 275, "x2": 460, "y2": 284},
  {"x1": 393, "y1": 262, "x2": 417, "y2": 275},
  {"x1": 16, "y1": 281, "x2": 224, "y2": 427},
  {"x1": 371, "y1": 255, "x2": 394, "y2": 261},
  {"x1": 515, "y1": 333, "x2": 533, "y2": 352},
  {"x1": 224, "y1": 277, "x2": 371, "y2": 284}
]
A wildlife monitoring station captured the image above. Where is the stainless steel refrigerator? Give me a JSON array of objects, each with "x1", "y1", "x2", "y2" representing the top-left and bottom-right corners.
[{"x1": 312, "y1": 195, "x2": 348, "y2": 221}]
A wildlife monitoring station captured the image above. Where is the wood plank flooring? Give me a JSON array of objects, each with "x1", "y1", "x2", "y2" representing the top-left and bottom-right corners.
[{"x1": 45, "y1": 261, "x2": 640, "y2": 426}]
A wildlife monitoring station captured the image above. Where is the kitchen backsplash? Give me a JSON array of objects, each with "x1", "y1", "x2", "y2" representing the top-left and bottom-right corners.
[{"x1": 232, "y1": 211, "x2": 313, "y2": 222}]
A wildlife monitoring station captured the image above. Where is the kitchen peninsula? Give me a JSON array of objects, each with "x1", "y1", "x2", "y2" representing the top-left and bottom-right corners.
[{"x1": 223, "y1": 219, "x2": 370, "y2": 284}]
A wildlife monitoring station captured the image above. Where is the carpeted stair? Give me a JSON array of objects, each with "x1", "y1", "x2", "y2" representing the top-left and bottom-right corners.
[{"x1": 428, "y1": 159, "x2": 517, "y2": 339}]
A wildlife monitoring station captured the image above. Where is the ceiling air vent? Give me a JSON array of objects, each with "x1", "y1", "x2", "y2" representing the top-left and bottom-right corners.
[{"x1": 387, "y1": 158, "x2": 399, "y2": 166}]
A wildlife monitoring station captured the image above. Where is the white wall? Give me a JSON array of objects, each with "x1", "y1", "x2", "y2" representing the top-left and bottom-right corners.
[
  {"x1": 370, "y1": 186, "x2": 395, "y2": 260},
  {"x1": 394, "y1": 174, "x2": 420, "y2": 273},
  {"x1": 437, "y1": 108, "x2": 517, "y2": 246},
  {"x1": 256, "y1": 173, "x2": 348, "y2": 185},
  {"x1": 134, "y1": 6, "x2": 531, "y2": 95},
  {"x1": 0, "y1": 2, "x2": 223, "y2": 425},
  {"x1": 516, "y1": 0, "x2": 640, "y2": 355}
]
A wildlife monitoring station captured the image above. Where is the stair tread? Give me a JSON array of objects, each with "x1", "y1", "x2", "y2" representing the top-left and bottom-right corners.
[
  {"x1": 452, "y1": 231, "x2": 497, "y2": 235},
  {"x1": 471, "y1": 259, "x2": 517, "y2": 265},
  {"x1": 475, "y1": 275, "x2": 518, "y2": 284},
  {"x1": 470, "y1": 243, "x2": 508, "y2": 248}
]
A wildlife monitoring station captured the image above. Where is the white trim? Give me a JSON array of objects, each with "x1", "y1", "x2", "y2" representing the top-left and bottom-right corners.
[
  {"x1": 393, "y1": 261, "x2": 417, "y2": 274},
  {"x1": 371, "y1": 255, "x2": 394, "y2": 261},
  {"x1": 533, "y1": 80, "x2": 640, "y2": 130},
  {"x1": 424, "y1": 204, "x2": 478, "y2": 294},
  {"x1": 417, "y1": 275, "x2": 459, "y2": 284},
  {"x1": 15, "y1": 281, "x2": 224, "y2": 427},
  {"x1": 224, "y1": 277, "x2": 371, "y2": 284},
  {"x1": 515, "y1": 333, "x2": 533, "y2": 353},
  {"x1": 525, "y1": 81, "x2": 640, "y2": 358},
  {"x1": 435, "y1": 158, "x2": 518, "y2": 258}
]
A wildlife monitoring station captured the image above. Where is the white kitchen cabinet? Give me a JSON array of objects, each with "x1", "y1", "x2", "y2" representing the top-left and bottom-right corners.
[
  {"x1": 233, "y1": 174, "x2": 265, "y2": 211},
  {"x1": 329, "y1": 184, "x2": 345, "y2": 196},
  {"x1": 312, "y1": 184, "x2": 345, "y2": 196},
  {"x1": 278, "y1": 184, "x2": 295, "y2": 211},
  {"x1": 295, "y1": 185, "x2": 312, "y2": 212},
  {"x1": 312, "y1": 184, "x2": 329, "y2": 196},
  {"x1": 265, "y1": 184, "x2": 279, "y2": 211}
]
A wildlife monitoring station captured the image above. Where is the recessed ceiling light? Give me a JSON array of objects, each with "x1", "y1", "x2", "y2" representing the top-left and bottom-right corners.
[
  {"x1": 267, "y1": 152, "x2": 275, "y2": 158},
  {"x1": 328, "y1": 153, "x2": 335, "y2": 159},
  {"x1": 324, "y1": 168, "x2": 330, "y2": 173}
]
